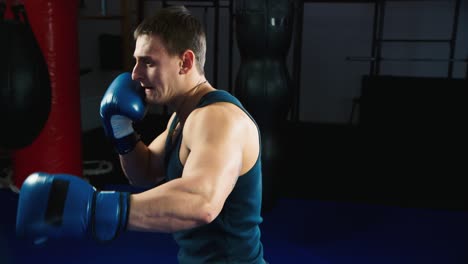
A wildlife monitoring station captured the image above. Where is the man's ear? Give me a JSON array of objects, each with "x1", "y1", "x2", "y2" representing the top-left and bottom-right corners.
[{"x1": 179, "y1": 50, "x2": 195, "y2": 74}]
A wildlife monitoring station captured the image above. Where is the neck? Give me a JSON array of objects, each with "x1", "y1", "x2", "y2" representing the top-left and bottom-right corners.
[{"x1": 174, "y1": 79, "x2": 208, "y2": 122}]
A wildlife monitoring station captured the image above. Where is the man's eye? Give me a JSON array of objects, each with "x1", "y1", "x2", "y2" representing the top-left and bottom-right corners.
[
  {"x1": 138, "y1": 58, "x2": 151, "y2": 65},
  {"x1": 144, "y1": 60, "x2": 154, "y2": 66}
]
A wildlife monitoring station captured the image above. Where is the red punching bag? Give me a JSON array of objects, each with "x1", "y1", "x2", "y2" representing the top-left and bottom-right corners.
[{"x1": 13, "y1": 0, "x2": 82, "y2": 188}]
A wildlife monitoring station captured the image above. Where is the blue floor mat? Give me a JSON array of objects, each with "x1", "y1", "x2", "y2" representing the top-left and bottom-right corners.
[{"x1": 2, "y1": 188, "x2": 468, "y2": 264}]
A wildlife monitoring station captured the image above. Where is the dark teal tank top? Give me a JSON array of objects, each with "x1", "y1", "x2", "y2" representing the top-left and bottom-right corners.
[{"x1": 164, "y1": 90, "x2": 264, "y2": 264}]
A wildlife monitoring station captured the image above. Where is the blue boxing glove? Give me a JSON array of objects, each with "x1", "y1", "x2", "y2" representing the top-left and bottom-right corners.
[
  {"x1": 100, "y1": 72, "x2": 147, "y2": 155},
  {"x1": 16, "y1": 172, "x2": 130, "y2": 243}
]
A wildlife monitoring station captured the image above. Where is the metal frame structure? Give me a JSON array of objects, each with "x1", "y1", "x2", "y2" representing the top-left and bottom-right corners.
[{"x1": 347, "y1": 0, "x2": 465, "y2": 79}]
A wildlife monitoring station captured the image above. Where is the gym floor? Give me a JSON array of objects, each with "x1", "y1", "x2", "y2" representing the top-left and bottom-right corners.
[
  {"x1": 2, "y1": 116, "x2": 467, "y2": 263},
  {"x1": 2, "y1": 186, "x2": 468, "y2": 264}
]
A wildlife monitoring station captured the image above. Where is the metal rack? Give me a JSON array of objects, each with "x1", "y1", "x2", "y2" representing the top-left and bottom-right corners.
[
  {"x1": 79, "y1": 0, "x2": 134, "y2": 72},
  {"x1": 344, "y1": 0, "x2": 466, "y2": 125},
  {"x1": 346, "y1": 0, "x2": 466, "y2": 78},
  {"x1": 292, "y1": 0, "x2": 467, "y2": 124}
]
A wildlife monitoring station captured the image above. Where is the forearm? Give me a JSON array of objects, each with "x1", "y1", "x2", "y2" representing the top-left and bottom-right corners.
[
  {"x1": 120, "y1": 141, "x2": 162, "y2": 187},
  {"x1": 126, "y1": 179, "x2": 215, "y2": 233}
]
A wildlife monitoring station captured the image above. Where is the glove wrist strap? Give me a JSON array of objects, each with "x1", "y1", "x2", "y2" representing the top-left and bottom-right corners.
[
  {"x1": 92, "y1": 191, "x2": 130, "y2": 242},
  {"x1": 114, "y1": 132, "x2": 141, "y2": 155}
]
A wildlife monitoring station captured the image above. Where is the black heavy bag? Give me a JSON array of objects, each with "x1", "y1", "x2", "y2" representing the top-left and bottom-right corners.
[
  {"x1": 0, "y1": 4, "x2": 51, "y2": 150},
  {"x1": 234, "y1": 0, "x2": 295, "y2": 213}
]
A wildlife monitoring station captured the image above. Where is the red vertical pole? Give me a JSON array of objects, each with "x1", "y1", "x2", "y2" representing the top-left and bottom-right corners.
[
  {"x1": 3, "y1": 0, "x2": 13, "y2": 19},
  {"x1": 13, "y1": 0, "x2": 82, "y2": 188}
]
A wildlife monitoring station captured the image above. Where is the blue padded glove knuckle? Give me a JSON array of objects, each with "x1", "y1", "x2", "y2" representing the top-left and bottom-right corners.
[
  {"x1": 16, "y1": 172, "x2": 95, "y2": 241},
  {"x1": 99, "y1": 72, "x2": 147, "y2": 138},
  {"x1": 16, "y1": 172, "x2": 130, "y2": 243}
]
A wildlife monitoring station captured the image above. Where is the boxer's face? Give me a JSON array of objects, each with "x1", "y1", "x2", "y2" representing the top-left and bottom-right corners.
[{"x1": 132, "y1": 34, "x2": 181, "y2": 105}]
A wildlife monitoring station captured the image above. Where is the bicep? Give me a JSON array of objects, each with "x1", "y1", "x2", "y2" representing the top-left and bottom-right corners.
[
  {"x1": 185, "y1": 139, "x2": 242, "y2": 199},
  {"x1": 182, "y1": 109, "x2": 245, "y2": 207}
]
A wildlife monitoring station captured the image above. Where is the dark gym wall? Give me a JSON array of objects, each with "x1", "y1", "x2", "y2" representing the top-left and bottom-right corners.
[
  {"x1": 77, "y1": 1, "x2": 468, "y2": 209},
  {"x1": 79, "y1": 0, "x2": 468, "y2": 130}
]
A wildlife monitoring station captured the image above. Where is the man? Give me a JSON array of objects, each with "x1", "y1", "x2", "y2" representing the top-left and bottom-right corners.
[{"x1": 16, "y1": 5, "x2": 266, "y2": 264}]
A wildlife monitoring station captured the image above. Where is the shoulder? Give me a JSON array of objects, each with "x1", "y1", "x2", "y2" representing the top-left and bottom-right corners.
[
  {"x1": 184, "y1": 101, "x2": 255, "y2": 143},
  {"x1": 193, "y1": 101, "x2": 250, "y2": 127},
  {"x1": 189, "y1": 88, "x2": 243, "y2": 123}
]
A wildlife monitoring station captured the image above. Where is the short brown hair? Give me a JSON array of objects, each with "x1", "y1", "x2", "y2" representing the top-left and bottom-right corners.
[{"x1": 134, "y1": 5, "x2": 206, "y2": 74}]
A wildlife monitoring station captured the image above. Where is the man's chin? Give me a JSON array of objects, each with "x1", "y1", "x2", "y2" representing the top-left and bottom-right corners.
[{"x1": 145, "y1": 95, "x2": 163, "y2": 105}]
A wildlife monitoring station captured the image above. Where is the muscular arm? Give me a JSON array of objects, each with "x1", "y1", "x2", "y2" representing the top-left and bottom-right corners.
[
  {"x1": 126, "y1": 104, "x2": 248, "y2": 233},
  {"x1": 119, "y1": 114, "x2": 176, "y2": 187}
]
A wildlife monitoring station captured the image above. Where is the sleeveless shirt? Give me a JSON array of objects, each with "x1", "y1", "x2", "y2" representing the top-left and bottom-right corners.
[{"x1": 164, "y1": 90, "x2": 265, "y2": 264}]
